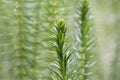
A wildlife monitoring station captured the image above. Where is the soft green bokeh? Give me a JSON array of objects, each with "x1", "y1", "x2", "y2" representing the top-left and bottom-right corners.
[{"x1": 0, "y1": 0, "x2": 119, "y2": 80}]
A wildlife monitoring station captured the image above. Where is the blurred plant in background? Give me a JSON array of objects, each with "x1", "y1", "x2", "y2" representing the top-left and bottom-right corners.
[{"x1": 0, "y1": 0, "x2": 120, "y2": 80}]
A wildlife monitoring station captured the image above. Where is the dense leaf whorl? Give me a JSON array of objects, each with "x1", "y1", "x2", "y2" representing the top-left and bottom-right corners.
[
  {"x1": 49, "y1": 19, "x2": 72, "y2": 80},
  {"x1": 75, "y1": 0, "x2": 95, "y2": 80}
]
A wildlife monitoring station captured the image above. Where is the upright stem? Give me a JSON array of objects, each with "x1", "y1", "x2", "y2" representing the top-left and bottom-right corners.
[
  {"x1": 17, "y1": 0, "x2": 25, "y2": 77},
  {"x1": 55, "y1": 19, "x2": 67, "y2": 80},
  {"x1": 50, "y1": 19, "x2": 69, "y2": 80},
  {"x1": 76, "y1": 0, "x2": 94, "y2": 80}
]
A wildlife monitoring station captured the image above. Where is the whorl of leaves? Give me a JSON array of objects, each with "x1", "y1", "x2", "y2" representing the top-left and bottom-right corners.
[
  {"x1": 75, "y1": 0, "x2": 95, "y2": 80},
  {"x1": 9, "y1": 0, "x2": 41, "y2": 80},
  {"x1": 49, "y1": 19, "x2": 72, "y2": 80}
]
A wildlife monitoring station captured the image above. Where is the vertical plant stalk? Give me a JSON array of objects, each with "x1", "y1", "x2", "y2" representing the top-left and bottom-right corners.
[
  {"x1": 17, "y1": 0, "x2": 25, "y2": 79},
  {"x1": 56, "y1": 19, "x2": 67, "y2": 80},
  {"x1": 50, "y1": 19, "x2": 71, "y2": 80},
  {"x1": 43, "y1": 1, "x2": 70, "y2": 79},
  {"x1": 76, "y1": 0, "x2": 95, "y2": 80},
  {"x1": 12, "y1": 0, "x2": 36, "y2": 79}
]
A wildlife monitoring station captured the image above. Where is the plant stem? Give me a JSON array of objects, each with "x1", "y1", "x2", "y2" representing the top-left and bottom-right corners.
[
  {"x1": 51, "y1": 19, "x2": 69, "y2": 80},
  {"x1": 76, "y1": 0, "x2": 94, "y2": 80},
  {"x1": 17, "y1": 0, "x2": 25, "y2": 78}
]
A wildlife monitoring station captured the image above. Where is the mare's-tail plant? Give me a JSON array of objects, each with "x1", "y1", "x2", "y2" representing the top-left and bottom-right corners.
[
  {"x1": 49, "y1": 19, "x2": 72, "y2": 80},
  {"x1": 75, "y1": 0, "x2": 95, "y2": 80},
  {"x1": 41, "y1": 0, "x2": 69, "y2": 78},
  {"x1": 9, "y1": 0, "x2": 40, "y2": 80}
]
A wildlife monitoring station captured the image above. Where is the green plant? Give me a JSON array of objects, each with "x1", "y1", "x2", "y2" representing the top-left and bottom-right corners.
[
  {"x1": 8, "y1": 0, "x2": 41, "y2": 80},
  {"x1": 75, "y1": 0, "x2": 95, "y2": 80},
  {"x1": 1, "y1": 0, "x2": 120, "y2": 80},
  {"x1": 41, "y1": 0, "x2": 70, "y2": 79},
  {"x1": 49, "y1": 19, "x2": 72, "y2": 80}
]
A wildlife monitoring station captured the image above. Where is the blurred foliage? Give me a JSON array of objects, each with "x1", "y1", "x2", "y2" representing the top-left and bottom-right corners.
[{"x1": 0, "y1": 0, "x2": 120, "y2": 80}]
